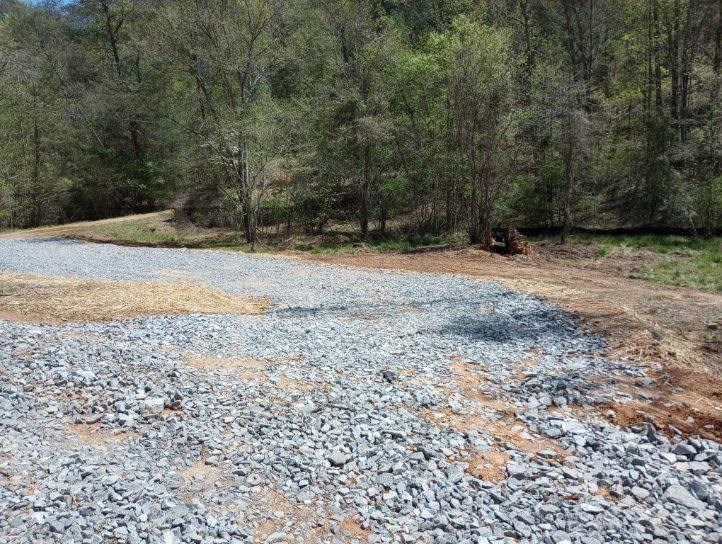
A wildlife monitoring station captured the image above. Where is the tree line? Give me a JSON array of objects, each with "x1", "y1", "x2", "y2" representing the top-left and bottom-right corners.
[{"x1": 1, "y1": 0, "x2": 720, "y2": 245}]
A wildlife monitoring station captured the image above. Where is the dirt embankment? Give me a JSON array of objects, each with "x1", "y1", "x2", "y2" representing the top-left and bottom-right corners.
[{"x1": 0, "y1": 211, "x2": 173, "y2": 240}]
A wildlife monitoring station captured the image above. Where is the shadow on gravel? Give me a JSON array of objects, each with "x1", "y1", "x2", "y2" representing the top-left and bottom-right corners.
[{"x1": 440, "y1": 307, "x2": 574, "y2": 344}]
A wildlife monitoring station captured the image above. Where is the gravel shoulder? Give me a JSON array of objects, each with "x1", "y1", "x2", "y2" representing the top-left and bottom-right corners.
[{"x1": 1, "y1": 238, "x2": 720, "y2": 544}]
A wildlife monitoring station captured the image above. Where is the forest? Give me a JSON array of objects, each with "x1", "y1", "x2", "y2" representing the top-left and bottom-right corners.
[{"x1": 1, "y1": 0, "x2": 721, "y2": 246}]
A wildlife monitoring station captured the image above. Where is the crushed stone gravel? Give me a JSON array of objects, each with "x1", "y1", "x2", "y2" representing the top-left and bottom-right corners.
[{"x1": 0, "y1": 238, "x2": 720, "y2": 543}]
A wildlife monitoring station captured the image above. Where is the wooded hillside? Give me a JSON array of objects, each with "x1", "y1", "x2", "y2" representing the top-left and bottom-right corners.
[{"x1": 1, "y1": 0, "x2": 721, "y2": 244}]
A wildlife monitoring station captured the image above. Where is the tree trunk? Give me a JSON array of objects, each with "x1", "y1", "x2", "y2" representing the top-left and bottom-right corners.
[
  {"x1": 668, "y1": 0, "x2": 681, "y2": 135},
  {"x1": 560, "y1": 115, "x2": 577, "y2": 245},
  {"x1": 715, "y1": 0, "x2": 722, "y2": 84},
  {"x1": 469, "y1": 178, "x2": 481, "y2": 244},
  {"x1": 359, "y1": 144, "x2": 370, "y2": 237},
  {"x1": 101, "y1": 0, "x2": 142, "y2": 159},
  {"x1": 234, "y1": 137, "x2": 254, "y2": 245},
  {"x1": 653, "y1": 0, "x2": 663, "y2": 109},
  {"x1": 32, "y1": 116, "x2": 42, "y2": 227},
  {"x1": 445, "y1": 179, "x2": 456, "y2": 233},
  {"x1": 469, "y1": 179, "x2": 493, "y2": 249},
  {"x1": 379, "y1": 206, "x2": 387, "y2": 234}
]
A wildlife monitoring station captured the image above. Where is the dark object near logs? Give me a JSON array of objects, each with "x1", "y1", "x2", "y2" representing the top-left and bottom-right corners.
[{"x1": 504, "y1": 227, "x2": 531, "y2": 256}]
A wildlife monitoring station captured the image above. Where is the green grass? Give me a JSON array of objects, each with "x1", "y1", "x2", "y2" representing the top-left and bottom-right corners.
[
  {"x1": 629, "y1": 250, "x2": 721, "y2": 293},
  {"x1": 93, "y1": 221, "x2": 191, "y2": 245},
  {"x1": 92, "y1": 220, "x2": 240, "y2": 247},
  {"x1": 578, "y1": 234, "x2": 721, "y2": 293},
  {"x1": 294, "y1": 234, "x2": 444, "y2": 254},
  {"x1": 557, "y1": 233, "x2": 720, "y2": 253},
  {"x1": 532, "y1": 233, "x2": 721, "y2": 292},
  {"x1": 594, "y1": 244, "x2": 611, "y2": 259}
]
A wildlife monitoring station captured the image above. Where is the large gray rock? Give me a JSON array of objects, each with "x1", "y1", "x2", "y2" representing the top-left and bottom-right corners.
[{"x1": 664, "y1": 484, "x2": 705, "y2": 510}]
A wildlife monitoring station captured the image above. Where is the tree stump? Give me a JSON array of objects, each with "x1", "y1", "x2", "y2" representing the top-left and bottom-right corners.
[{"x1": 504, "y1": 227, "x2": 531, "y2": 255}]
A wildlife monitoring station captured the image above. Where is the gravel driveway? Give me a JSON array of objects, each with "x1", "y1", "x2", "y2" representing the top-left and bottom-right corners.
[{"x1": 1, "y1": 239, "x2": 720, "y2": 543}]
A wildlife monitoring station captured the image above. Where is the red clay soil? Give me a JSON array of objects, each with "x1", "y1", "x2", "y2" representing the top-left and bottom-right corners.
[{"x1": 300, "y1": 247, "x2": 722, "y2": 440}]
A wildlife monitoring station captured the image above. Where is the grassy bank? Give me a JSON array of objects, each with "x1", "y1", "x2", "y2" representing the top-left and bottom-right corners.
[
  {"x1": 545, "y1": 234, "x2": 721, "y2": 293},
  {"x1": 87, "y1": 219, "x2": 240, "y2": 248}
]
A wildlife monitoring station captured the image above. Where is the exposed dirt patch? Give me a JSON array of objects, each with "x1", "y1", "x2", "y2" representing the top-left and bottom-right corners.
[
  {"x1": 0, "y1": 211, "x2": 172, "y2": 240},
  {"x1": 0, "y1": 453, "x2": 35, "y2": 494},
  {"x1": 277, "y1": 373, "x2": 315, "y2": 392},
  {"x1": 423, "y1": 408, "x2": 565, "y2": 458},
  {"x1": 248, "y1": 489, "x2": 370, "y2": 543},
  {"x1": 0, "y1": 271, "x2": 267, "y2": 323},
  {"x1": 589, "y1": 368, "x2": 722, "y2": 441},
  {"x1": 603, "y1": 401, "x2": 722, "y2": 442},
  {"x1": 447, "y1": 359, "x2": 510, "y2": 412},
  {"x1": 181, "y1": 458, "x2": 223, "y2": 491},
  {"x1": 0, "y1": 210, "x2": 238, "y2": 248},
  {"x1": 460, "y1": 448, "x2": 510, "y2": 482},
  {"x1": 66, "y1": 424, "x2": 137, "y2": 447}
]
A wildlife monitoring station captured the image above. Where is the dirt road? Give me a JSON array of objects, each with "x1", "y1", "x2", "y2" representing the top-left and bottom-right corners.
[{"x1": 0, "y1": 211, "x2": 172, "y2": 240}]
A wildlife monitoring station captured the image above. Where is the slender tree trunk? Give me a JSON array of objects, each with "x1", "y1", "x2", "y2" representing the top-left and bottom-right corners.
[
  {"x1": 359, "y1": 144, "x2": 370, "y2": 237},
  {"x1": 32, "y1": 116, "x2": 42, "y2": 227},
  {"x1": 469, "y1": 178, "x2": 493, "y2": 248},
  {"x1": 669, "y1": 0, "x2": 681, "y2": 136},
  {"x1": 379, "y1": 206, "x2": 387, "y2": 234},
  {"x1": 445, "y1": 179, "x2": 456, "y2": 233},
  {"x1": 704, "y1": 0, "x2": 721, "y2": 127},
  {"x1": 715, "y1": 0, "x2": 722, "y2": 84},
  {"x1": 654, "y1": 0, "x2": 663, "y2": 109},
  {"x1": 560, "y1": 115, "x2": 577, "y2": 245},
  {"x1": 469, "y1": 178, "x2": 481, "y2": 244},
  {"x1": 101, "y1": 0, "x2": 142, "y2": 159},
  {"x1": 231, "y1": 136, "x2": 254, "y2": 244}
]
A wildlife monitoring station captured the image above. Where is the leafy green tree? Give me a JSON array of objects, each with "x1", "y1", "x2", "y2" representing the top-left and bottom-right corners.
[{"x1": 435, "y1": 15, "x2": 519, "y2": 246}]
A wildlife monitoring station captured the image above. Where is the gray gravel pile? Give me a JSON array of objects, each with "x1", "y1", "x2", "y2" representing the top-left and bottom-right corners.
[{"x1": 0, "y1": 239, "x2": 720, "y2": 543}]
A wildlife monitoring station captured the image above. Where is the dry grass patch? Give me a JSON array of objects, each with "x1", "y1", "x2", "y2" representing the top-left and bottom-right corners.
[
  {"x1": 0, "y1": 271, "x2": 266, "y2": 323},
  {"x1": 183, "y1": 355, "x2": 269, "y2": 373}
]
